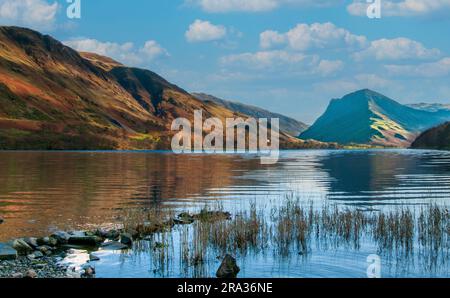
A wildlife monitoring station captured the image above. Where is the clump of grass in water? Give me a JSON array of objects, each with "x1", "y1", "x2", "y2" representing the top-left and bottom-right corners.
[
  {"x1": 119, "y1": 198, "x2": 448, "y2": 277},
  {"x1": 373, "y1": 209, "x2": 414, "y2": 256}
]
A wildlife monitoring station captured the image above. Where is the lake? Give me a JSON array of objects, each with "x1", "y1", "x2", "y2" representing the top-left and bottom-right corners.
[{"x1": 0, "y1": 150, "x2": 449, "y2": 278}]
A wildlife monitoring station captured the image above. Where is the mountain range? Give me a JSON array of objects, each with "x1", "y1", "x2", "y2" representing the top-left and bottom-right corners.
[
  {"x1": 0, "y1": 26, "x2": 335, "y2": 150},
  {"x1": 192, "y1": 93, "x2": 309, "y2": 137},
  {"x1": 0, "y1": 26, "x2": 448, "y2": 150},
  {"x1": 300, "y1": 89, "x2": 450, "y2": 147}
]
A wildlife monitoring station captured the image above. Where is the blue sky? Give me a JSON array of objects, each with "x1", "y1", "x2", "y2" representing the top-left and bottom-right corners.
[{"x1": 1, "y1": 0, "x2": 450, "y2": 123}]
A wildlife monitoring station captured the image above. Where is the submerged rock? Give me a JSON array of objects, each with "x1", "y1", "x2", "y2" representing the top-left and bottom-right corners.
[
  {"x1": 174, "y1": 213, "x2": 196, "y2": 225},
  {"x1": 216, "y1": 255, "x2": 240, "y2": 278},
  {"x1": 195, "y1": 211, "x2": 232, "y2": 222},
  {"x1": 0, "y1": 243, "x2": 17, "y2": 260},
  {"x1": 12, "y1": 239, "x2": 34, "y2": 256},
  {"x1": 89, "y1": 253, "x2": 100, "y2": 261},
  {"x1": 100, "y1": 241, "x2": 128, "y2": 251},
  {"x1": 120, "y1": 233, "x2": 133, "y2": 246}
]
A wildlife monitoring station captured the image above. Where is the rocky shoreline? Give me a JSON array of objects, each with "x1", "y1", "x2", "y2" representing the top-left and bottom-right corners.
[{"x1": 0, "y1": 210, "x2": 235, "y2": 279}]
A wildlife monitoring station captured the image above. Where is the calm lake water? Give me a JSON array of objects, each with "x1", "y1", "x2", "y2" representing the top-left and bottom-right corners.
[{"x1": 0, "y1": 150, "x2": 449, "y2": 277}]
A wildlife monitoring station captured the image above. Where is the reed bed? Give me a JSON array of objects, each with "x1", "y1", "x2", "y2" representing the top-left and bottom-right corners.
[{"x1": 120, "y1": 197, "x2": 449, "y2": 275}]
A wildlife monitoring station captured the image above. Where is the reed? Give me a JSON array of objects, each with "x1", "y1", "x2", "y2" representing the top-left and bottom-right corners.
[{"x1": 119, "y1": 196, "x2": 449, "y2": 275}]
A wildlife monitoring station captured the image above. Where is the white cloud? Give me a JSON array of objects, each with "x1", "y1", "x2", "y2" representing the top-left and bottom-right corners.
[
  {"x1": 260, "y1": 22, "x2": 367, "y2": 51},
  {"x1": 64, "y1": 39, "x2": 169, "y2": 67},
  {"x1": 185, "y1": 19, "x2": 227, "y2": 43},
  {"x1": 0, "y1": 0, "x2": 58, "y2": 30},
  {"x1": 353, "y1": 38, "x2": 441, "y2": 61},
  {"x1": 187, "y1": 0, "x2": 339, "y2": 13},
  {"x1": 221, "y1": 50, "x2": 311, "y2": 68},
  {"x1": 347, "y1": 0, "x2": 450, "y2": 17},
  {"x1": 221, "y1": 50, "x2": 343, "y2": 76},
  {"x1": 317, "y1": 59, "x2": 344, "y2": 76},
  {"x1": 385, "y1": 57, "x2": 450, "y2": 77}
]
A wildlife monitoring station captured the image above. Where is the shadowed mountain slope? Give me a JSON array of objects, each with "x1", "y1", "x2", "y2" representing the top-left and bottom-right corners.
[{"x1": 411, "y1": 122, "x2": 450, "y2": 150}]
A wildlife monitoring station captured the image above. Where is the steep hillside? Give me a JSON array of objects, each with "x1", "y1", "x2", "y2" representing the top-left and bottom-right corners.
[
  {"x1": 0, "y1": 26, "x2": 316, "y2": 150},
  {"x1": 192, "y1": 93, "x2": 309, "y2": 136},
  {"x1": 300, "y1": 89, "x2": 450, "y2": 147},
  {"x1": 411, "y1": 122, "x2": 450, "y2": 150}
]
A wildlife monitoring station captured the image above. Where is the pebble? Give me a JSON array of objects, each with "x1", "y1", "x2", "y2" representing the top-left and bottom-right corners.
[
  {"x1": 25, "y1": 269, "x2": 38, "y2": 279},
  {"x1": 12, "y1": 272, "x2": 24, "y2": 278},
  {"x1": 0, "y1": 256, "x2": 69, "y2": 278}
]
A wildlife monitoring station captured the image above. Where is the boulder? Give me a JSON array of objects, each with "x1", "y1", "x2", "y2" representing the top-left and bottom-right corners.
[
  {"x1": 68, "y1": 235, "x2": 103, "y2": 247},
  {"x1": 12, "y1": 239, "x2": 33, "y2": 256},
  {"x1": 120, "y1": 233, "x2": 133, "y2": 246},
  {"x1": 37, "y1": 245, "x2": 53, "y2": 256},
  {"x1": 0, "y1": 217, "x2": 4, "y2": 224},
  {"x1": 23, "y1": 237, "x2": 39, "y2": 249},
  {"x1": 216, "y1": 255, "x2": 240, "y2": 278},
  {"x1": 51, "y1": 231, "x2": 71, "y2": 245},
  {"x1": 37, "y1": 237, "x2": 57, "y2": 247},
  {"x1": 100, "y1": 241, "x2": 128, "y2": 251},
  {"x1": 93, "y1": 229, "x2": 109, "y2": 239},
  {"x1": 105, "y1": 230, "x2": 120, "y2": 241},
  {"x1": 0, "y1": 243, "x2": 17, "y2": 260}
]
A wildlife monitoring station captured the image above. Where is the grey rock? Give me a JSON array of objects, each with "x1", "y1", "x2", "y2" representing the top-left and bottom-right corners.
[
  {"x1": 37, "y1": 245, "x2": 53, "y2": 255},
  {"x1": 0, "y1": 243, "x2": 17, "y2": 260},
  {"x1": 93, "y1": 229, "x2": 109, "y2": 239},
  {"x1": 100, "y1": 241, "x2": 128, "y2": 251},
  {"x1": 68, "y1": 235, "x2": 103, "y2": 247},
  {"x1": 89, "y1": 253, "x2": 100, "y2": 261},
  {"x1": 12, "y1": 272, "x2": 24, "y2": 278},
  {"x1": 35, "y1": 263, "x2": 47, "y2": 269},
  {"x1": 105, "y1": 230, "x2": 120, "y2": 241},
  {"x1": 37, "y1": 237, "x2": 57, "y2": 247},
  {"x1": 12, "y1": 239, "x2": 33, "y2": 256},
  {"x1": 69, "y1": 231, "x2": 87, "y2": 237},
  {"x1": 120, "y1": 233, "x2": 133, "y2": 246},
  {"x1": 51, "y1": 231, "x2": 71, "y2": 245},
  {"x1": 30, "y1": 251, "x2": 44, "y2": 259},
  {"x1": 23, "y1": 237, "x2": 39, "y2": 249},
  {"x1": 216, "y1": 255, "x2": 240, "y2": 278}
]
